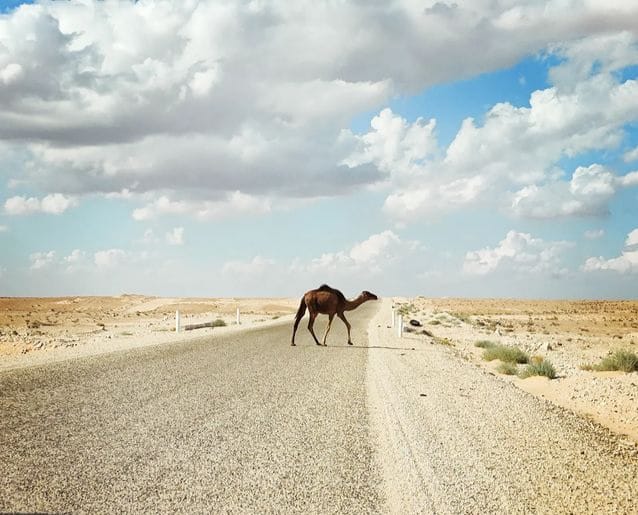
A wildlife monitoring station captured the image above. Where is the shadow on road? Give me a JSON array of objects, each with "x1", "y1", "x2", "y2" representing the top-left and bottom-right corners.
[{"x1": 293, "y1": 344, "x2": 418, "y2": 351}]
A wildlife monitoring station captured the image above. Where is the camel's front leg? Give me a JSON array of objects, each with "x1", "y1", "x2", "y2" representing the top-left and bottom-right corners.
[
  {"x1": 337, "y1": 312, "x2": 353, "y2": 345},
  {"x1": 321, "y1": 313, "x2": 334, "y2": 346}
]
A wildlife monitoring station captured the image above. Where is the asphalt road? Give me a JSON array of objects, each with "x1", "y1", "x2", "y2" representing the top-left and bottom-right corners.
[{"x1": 0, "y1": 304, "x2": 382, "y2": 514}]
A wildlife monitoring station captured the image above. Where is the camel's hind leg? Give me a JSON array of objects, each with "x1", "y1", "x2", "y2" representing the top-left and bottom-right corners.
[
  {"x1": 321, "y1": 313, "x2": 335, "y2": 346},
  {"x1": 307, "y1": 312, "x2": 322, "y2": 346},
  {"x1": 337, "y1": 312, "x2": 353, "y2": 345}
]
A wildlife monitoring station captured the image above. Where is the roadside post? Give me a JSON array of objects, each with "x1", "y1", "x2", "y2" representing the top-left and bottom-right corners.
[{"x1": 175, "y1": 310, "x2": 181, "y2": 333}]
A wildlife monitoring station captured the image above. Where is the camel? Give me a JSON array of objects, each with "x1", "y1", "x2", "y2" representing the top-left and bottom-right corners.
[{"x1": 291, "y1": 284, "x2": 378, "y2": 347}]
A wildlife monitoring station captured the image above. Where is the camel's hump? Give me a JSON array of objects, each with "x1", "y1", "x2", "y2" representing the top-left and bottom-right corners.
[{"x1": 316, "y1": 284, "x2": 346, "y2": 301}]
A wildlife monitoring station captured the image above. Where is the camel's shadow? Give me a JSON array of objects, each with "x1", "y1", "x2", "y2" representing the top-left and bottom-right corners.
[{"x1": 299, "y1": 344, "x2": 417, "y2": 351}]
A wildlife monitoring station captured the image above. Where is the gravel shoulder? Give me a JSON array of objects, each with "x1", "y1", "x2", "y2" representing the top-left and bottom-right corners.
[{"x1": 367, "y1": 298, "x2": 638, "y2": 514}]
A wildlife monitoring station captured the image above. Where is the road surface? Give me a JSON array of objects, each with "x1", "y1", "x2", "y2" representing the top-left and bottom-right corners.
[{"x1": 1, "y1": 301, "x2": 637, "y2": 513}]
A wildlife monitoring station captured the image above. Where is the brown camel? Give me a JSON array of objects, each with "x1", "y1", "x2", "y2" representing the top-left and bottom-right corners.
[{"x1": 291, "y1": 284, "x2": 378, "y2": 346}]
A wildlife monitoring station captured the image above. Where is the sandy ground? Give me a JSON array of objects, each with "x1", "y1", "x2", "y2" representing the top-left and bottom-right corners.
[
  {"x1": 0, "y1": 295, "x2": 297, "y2": 371},
  {"x1": 391, "y1": 297, "x2": 638, "y2": 444}
]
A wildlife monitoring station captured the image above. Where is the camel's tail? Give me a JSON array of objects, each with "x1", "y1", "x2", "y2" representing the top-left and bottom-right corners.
[{"x1": 291, "y1": 296, "x2": 307, "y2": 345}]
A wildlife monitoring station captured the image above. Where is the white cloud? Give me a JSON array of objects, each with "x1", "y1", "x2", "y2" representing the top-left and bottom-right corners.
[
  {"x1": 62, "y1": 249, "x2": 87, "y2": 272},
  {"x1": 64, "y1": 249, "x2": 85, "y2": 264},
  {"x1": 29, "y1": 251, "x2": 56, "y2": 270},
  {"x1": 0, "y1": 62, "x2": 22, "y2": 85},
  {"x1": 165, "y1": 227, "x2": 185, "y2": 246},
  {"x1": 5, "y1": 196, "x2": 40, "y2": 215},
  {"x1": 4, "y1": 194, "x2": 77, "y2": 215},
  {"x1": 344, "y1": 37, "x2": 638, "y2": 221},
  {"x1": 94, "y1": 249, "x2": 127, "y2": 269},
  {"x1": 584, "y1": 229, "x2": 604, "y2": 240},
  {"x1": 223, "y1": 230, "x2": 419, "y2": 282},
  {"x1": 509, "y1": 165, "x2": 633, "y2": 218},
  {"x1": 141, "y1": 228, "x2": 158, "y2": 244},
  {"x1": 626, "y1": 228, "x2": 638, "y2": 248},
  {"x1": 299, "y1": 230, "x2": 417, "y2": 275},
  {"x1": 463, "y1": 230, "x2": 571, "y2": 276},
  {"x1": 132, "y1": 192, "x2": 271, "y2": 221},
  {"x1": 583, "y1": 252, "x2": 638, "y2": 274},
  {"x1": 580, "y1": 227, "x2": 638, "y2": 274},
  {"x1": 2, "y1": 0, "x2": 638, "y2": 213},
  {"x1": 623, "y1": 146, "x2": 638, "y2": 163},
  {"x1": 222, "y1": 256, "x2": 276, "y2": 277}
]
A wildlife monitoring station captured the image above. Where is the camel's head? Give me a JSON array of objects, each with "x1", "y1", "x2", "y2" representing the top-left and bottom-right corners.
[{"x1": 361, "y1": 290, "x2": 378, "y2": 301}]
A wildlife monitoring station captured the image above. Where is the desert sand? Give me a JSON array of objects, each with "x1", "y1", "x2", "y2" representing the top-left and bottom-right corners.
[
  {"x1": 392, "y1": 297, "x2": 638, "y2": 444},
  {"x1": 0, "y1": 295, "x2": 298, "y2": 370}
]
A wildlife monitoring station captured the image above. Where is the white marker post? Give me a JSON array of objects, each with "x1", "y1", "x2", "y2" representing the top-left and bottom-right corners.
[
  {"x1": 175, "y1": 310, "x2": 181, "y2": 333},
  {"x1": 397, "y1": 315, "x2": 403, "y2": 338},
  {"x1": 391, "y1": 308, "x2": 396, "y2": 328},
  {"x1": 236, "y1": 307, "x2": 241, "y2": 325}
]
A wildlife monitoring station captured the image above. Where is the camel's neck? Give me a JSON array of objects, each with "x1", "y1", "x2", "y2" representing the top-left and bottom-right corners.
[{"x1": 344, "y1": 295, "x2": 369, "y2": 311}]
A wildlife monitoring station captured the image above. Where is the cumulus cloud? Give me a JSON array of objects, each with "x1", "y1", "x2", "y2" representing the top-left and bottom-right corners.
[
  {"x1": 62, "y1": 249, "x2": 87, "y2": 272},
  {"x1": 583, "y1": 249, "x2": 638, "y2": 274},
  {"x1": 623, "y1": 146, "x2": 638, "y2": 163},
  {"x1": 344, "y1": 33, "x2": 638, "y2": 221},
  {"x1": 223, "y1": 230, "x2": 419, "y2": 281},
  {"x1": 4, "y1": 194, "x2": 77, "y2": 215},
  {"x1": 298, "y1": 230, "x2": 419, "y2": 275},
  {"x1": 132, "y1": 192, "x2": 271, "y2": 221},
  {"x1": 222, "y1": 256, "x2": 276, "y2": 277},
  {"x1": 94, "y1": 249, "x2": 127, "y2": 269},
  {"x1": 64, "y1": 249, "x2": 85, "y2": 264},
  {"x1": 2, "y1": 0, "x2": 638, "y2": 215},
  {"x1": 29, "y1": 251, "x2": 56, "y2": 270},
  {"x1": 626, "y1": 228, "x2": 638, "y2": 247},
  {"x1": 509, "y1": 165, "x2": 636, "y2": 218},
  {"x1": 463, "y1": 230, "x2": 571, "y2": 277},
  {"x1": 165, "y1": 227, "x2": 185, "y2": 246},
  {"x1": 584, "y1": 229, "x2": 604, "y2": 240}
]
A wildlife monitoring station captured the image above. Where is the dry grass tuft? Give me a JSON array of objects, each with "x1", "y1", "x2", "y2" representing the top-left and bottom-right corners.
[
  {"x1": 519, "y1": 358, "x2": 557, "y2": 379},
  {"x1": 587, "y1": 350, "x2": 638, "y2": 373},
  {"x1": 475, "y1": 340, "x2": 497, "y2": 349},
  {"x1": 497, "y1": 362, "x2": 518, "y2": 375},
  {"x1": 482, "y1": 344, "x2": 529, "y2": 364}
]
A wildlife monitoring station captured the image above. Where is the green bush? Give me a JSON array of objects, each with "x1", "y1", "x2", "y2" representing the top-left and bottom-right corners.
[
  {"x1": 497, "y1": 362, "x2": 518, "y2": 375},
  {"x1": 482, "y1": 344, "x2": 529, "y2": 364},
  {"x1": 212, "y1": 318, "x2": 227, "y2": 327},
  {"x1": 475, "y1": 340, "x2": 496, "y2": 349},
  {"x1": 519, "y1": 358, "x2": 557, "y2": 379},
  {"x1": 591, "y1": 350, "x2": 638, "y2": 373}
]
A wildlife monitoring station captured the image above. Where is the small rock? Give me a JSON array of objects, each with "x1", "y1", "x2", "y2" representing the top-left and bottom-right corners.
[{"x1": 409, "y1": 319, "x2": 422, "y2": 327}]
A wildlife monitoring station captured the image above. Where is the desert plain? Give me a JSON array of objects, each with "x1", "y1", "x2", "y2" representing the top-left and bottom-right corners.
[{"x1": 1, "y1": 294, "x2": 637, "y2": 444}]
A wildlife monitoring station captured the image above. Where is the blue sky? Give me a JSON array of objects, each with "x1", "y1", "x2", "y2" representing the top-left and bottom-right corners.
[{"x1": 1, "y1": 0, "x2": 638, "y2": 298}]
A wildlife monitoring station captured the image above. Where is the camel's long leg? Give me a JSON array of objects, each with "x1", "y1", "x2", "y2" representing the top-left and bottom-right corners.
[
  {"x1": 307, "y1": 312, "x2": 322, "y2": 346},
  {"x1": 337, "y1": 312, "x2": 353, "y2": 345},
  {"x1": 321, "y1": 313, "x2": 335, "y2": 346}
]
